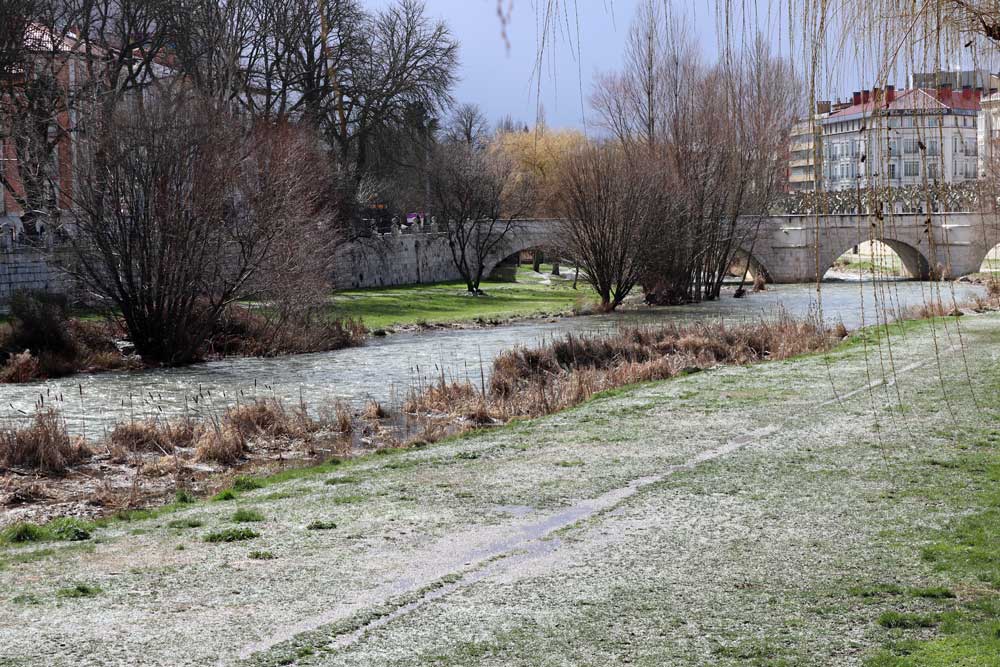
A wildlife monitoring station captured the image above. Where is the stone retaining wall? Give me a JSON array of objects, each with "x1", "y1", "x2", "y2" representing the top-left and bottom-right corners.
[{"x1": 0, "y1": 246, "x2": 70, "y2": 313}]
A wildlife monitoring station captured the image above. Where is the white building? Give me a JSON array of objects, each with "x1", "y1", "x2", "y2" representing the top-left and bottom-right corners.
[
  {"x1": 978, "y1": 92, "x2": 1000, "y2": 177},
  {"x1": 820, "y1": 85, "x2": 981, "y2": 192}
]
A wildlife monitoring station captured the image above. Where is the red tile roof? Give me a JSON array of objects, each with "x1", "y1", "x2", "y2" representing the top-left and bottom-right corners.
[{"x1": 828, "y1": 88, "x2": 981, "y2": 119}]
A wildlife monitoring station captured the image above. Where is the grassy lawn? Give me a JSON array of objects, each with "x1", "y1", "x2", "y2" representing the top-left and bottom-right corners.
[{"x1": 328, "y1": 264, "x2": 594, "y2": 330}]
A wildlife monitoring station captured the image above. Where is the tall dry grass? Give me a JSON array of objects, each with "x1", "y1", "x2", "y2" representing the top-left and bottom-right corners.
[
  {"x1": 406, "y1": 315, "x2": 836, "y2": 421},
  {"x1": 107, "y1": 419, "x2": 198, "y2": 461},
  {"x1": 0, "y1": 409, "x2": 90, "y2": 474}
]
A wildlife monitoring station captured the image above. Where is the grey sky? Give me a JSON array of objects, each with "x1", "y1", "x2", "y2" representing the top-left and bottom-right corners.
[
  {"x1": 366, "y1": 0, "x2": 786, "y2": 131},
  {"x1": 362, "y1": 0, "x2": 659, "y2": 130},
  {"x1": 363, "y1": 1, "x2": 982, "y2": 130}
]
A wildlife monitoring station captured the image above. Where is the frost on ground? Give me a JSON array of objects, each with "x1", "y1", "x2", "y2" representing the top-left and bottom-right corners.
[{"x1": 1, "y1": 313, "x2": 997, "y2": 666}]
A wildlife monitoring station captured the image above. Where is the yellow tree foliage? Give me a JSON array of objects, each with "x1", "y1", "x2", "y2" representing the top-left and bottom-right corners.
[{"x1": 492, "y1": 127, "x2": 588, "y2": 216}]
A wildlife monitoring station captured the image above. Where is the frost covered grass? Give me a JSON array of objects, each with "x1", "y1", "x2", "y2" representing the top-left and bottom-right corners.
[{"x1": 1, "y1": 313, "x2": 999, "y2": 665}]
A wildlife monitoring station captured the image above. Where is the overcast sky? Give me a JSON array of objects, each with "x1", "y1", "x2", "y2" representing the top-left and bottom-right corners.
[
  {"x1": 365, "y1": 0, "x2": 724, "y2": 131},
  {"x1": 363, "y1": 1, "x2": 991, "y2": 131}
]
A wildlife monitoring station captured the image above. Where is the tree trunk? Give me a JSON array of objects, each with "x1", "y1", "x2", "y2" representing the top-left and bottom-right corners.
[{"x1": 532, "y1": 250, "x2": 543, "y2": 272}]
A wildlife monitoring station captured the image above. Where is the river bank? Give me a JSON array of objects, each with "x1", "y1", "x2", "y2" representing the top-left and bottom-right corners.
[{"x1": 1, "y1": 308, "x2": 998, "y2": 665}]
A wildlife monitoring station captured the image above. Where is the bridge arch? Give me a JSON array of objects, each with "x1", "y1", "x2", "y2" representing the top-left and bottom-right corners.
[
  {"x1": 823, "y1": 238, "x2": 932, "y2": 280},
  {"x1": 730, "y1": 247, "x2": 773, "y2": 285}
]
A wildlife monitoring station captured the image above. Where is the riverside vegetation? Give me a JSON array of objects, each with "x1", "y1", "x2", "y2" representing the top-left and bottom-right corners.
[
  {"x1": 3, "y1": 294, "x2": 996, "y2": 524},
  {"x1": 0, "y1": 290, "x2": 366, "y2": 384}
]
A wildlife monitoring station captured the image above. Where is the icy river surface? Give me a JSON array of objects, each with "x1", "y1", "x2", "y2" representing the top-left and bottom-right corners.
[{"x1": 0, "y1": 280, "x2": 984, "y2": 433}]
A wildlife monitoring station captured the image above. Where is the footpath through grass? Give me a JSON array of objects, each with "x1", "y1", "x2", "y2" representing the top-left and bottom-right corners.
[{"x1": 328, "y1": 265, "x2": 591, "y2": 330}]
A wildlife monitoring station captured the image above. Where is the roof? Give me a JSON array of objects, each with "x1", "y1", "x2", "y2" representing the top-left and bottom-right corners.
[{"x1": 826, "y1": 88, "x2": 981, "y2": 121}]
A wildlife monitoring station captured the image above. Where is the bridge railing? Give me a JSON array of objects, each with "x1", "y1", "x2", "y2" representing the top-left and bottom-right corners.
[{"x1": 772, "y1": 183, "x2": 981, "y2": 216}]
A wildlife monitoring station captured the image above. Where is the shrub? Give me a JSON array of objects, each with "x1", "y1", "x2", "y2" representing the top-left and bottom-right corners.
[
  {"x1": 231, "y1": 508, "x2": 265, "y2": 523},
  {"x1": 7, "y1": 290, "x2": 76, "y2": 358},
  {"x1": 168, "y1": 518, "x2": 204, "y2": 529},
  {"x1": 108, "y1": 421, "x2": 173, "y2": 459},
  {"x1": 877, "y1": 611, "x2": 937, "y2": 629},
  {"x1": 212, "y1": 489, "x2": 238, "y2": 502},
  {"x1": 204, "y1": 528, "x2": 259, "y2": 543},
  {"x1": 0, "y1": 522, "x2": 49, "y2": 544},
  {"x1": 306, "y1": 520, "x2": 337, "y2": 531},
  {"x1": 363, "y1": 400, "x2": 387, "y2": 420},
  {"x1": 231, "y1": 476, "x2": 264, "y2": 492},
  {"x1": 56, "y1": 582, "x2": 102, "y2": 598},
  {"x1": 0, "y1": 350, "x2": 40, "y2": 383},
  {"x1": 223, "y1": 399, "x2": 320, "y2": 442},
  {"x1": 48, "y1": 518, "x2": 93, "y2": 541},
  {"x1": 248, "y1": 550, "x2": 276, "y2": 560},
  {"x1": 209, "y1": 306, "x2": 365, "y2": 358},
  {"x1": 0, "y1": 409, "x2": 90, "y2": 474},
  {"x1": 175, "y1": 490, "x2": 195, "y2": 504}
]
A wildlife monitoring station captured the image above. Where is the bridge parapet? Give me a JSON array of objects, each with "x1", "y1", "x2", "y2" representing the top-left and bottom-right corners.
[{"x1": 772, "y1": 182, "x2": 980, "y2": 216}]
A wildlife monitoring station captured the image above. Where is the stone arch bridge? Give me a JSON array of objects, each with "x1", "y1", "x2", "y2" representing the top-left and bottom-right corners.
[{"x1": 332, "y1": 214, "x2": 1000, "y2": 289}]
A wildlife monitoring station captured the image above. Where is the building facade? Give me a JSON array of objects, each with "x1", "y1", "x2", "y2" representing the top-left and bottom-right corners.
[
  {"x1": 820, "y1": 86, "x2": 981, "y2": 192},
  {"x1": 787, "y1": 103, "x2": 830, "y2": 192},
  {"x1": 978, "y1": 91, "x2": 1000, "y2": 178}
]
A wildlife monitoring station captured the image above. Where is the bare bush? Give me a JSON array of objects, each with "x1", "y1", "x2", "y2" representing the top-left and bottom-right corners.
[
  {"x1": 195, "y1": 423, "x2": 247, "y2": 465},
  {"x1": 407, "y1": 315, "x2": 836, "y2": 422},
  {"x1": 0, "y1": 350, "x2": 40, "y2": 383},
  {"x1": 0, "y1": 409, "x2": 89, "y2": 474},
  {"x1": 69, "y1": 93, "x2": 334, "y2": 366},
  {"x1": 107, "y1": 419, "x2": 198, "y2": 461},
  {"x1": 224, "y1": 399, "x2": 315, "y2": 440},
  {"x1": 554, "y1": 144, "x2": 661, "y2": 311}
]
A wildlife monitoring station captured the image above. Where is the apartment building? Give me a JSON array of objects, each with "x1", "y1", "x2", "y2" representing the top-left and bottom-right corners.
[
  {"x1": 820, "y1": 85, "x2": 981, "y2": 191},
  {"x1": 787, "y1": 103, "x2": 829, "y2": 192}
]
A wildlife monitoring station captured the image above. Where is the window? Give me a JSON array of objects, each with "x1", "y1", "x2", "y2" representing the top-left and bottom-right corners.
[
  {"x1": 904, "y1": 138, "x2": 919, "y2": 154},
  {"x1": 928, "y1": 139, "x2": 939, "y2": 156},
  {"x1": 928, "y1": 117, "x2": 939, "y2": 128},
  {"x1": 927, "y1": 162, "x2": 939, "y2": 179},
  {"x1": 903, "y1": 116, "x2": 913, "y2": 128},
  {"x1": 887, "y1": 139, "x2": 897, "y2": 155},
  {"x1": 904, "y1": 161, "x2": 920, "y2": 177},
  {"x1": 888, "y1": 163, "x2": 898, "y2": 179}
]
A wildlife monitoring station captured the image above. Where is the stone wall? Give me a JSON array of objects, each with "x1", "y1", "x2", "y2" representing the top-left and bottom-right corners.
[
  {"x1": 332, "y1": 222, "x2": 556, "y2": 289},
  {"x1": 0, "y1": 246, "x2": 70, "y2": 313},
  {"x1": 332, "y1": 231, "x2": 465, "y2": 289}
]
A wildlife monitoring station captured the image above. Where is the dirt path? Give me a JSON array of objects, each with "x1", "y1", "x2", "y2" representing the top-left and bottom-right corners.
[{"x1": 2, "y1": 313, "x2": 997, "y2": 666}]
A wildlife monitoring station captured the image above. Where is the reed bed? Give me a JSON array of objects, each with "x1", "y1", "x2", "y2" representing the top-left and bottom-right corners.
[
  {"x1": 406, "y1": 315, "x2": 840, "y2": 421},
  {"x1": 0, "y1": 409, "x2": 90, "y2": 474}
]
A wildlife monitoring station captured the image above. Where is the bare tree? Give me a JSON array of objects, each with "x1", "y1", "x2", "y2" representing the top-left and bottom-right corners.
[
  {"x1": 0, "y1": 0, "x2": 84, "y2": 233},
  {"x1": 593, "y1": 2, "x2": 798, "y2": 304},
  {"x1": 444, "y1": 102, "x2": 489, "y2": 148},
  {"x1": 428, "y1": 142, "x2": 533, "y2": 294},
  {"x1": 67, "y1": 92, "x2": 332, "y2": 365},
  {"x1": 554, "y1": 144, "x2": 661, "y2": 311}
]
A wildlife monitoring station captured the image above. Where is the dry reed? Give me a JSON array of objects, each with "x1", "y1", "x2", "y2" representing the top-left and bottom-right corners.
[
  {"x1": 406, "y1": 315, "x2": 836, "y2": 421},
  {"x1": 0, "y1": 409, "x2": 90, "y2": 474}
]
